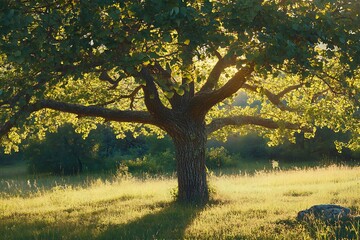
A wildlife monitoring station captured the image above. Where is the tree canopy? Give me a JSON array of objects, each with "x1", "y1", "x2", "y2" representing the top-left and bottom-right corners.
[{"x1": 1, "y1": 0, "x2": 359, "y2": 203}]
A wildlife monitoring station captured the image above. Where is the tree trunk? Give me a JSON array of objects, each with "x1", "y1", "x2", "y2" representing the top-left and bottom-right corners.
[
  {"x1": 76, "y1": 157, "x2": 83, "y2": 174},
  {"x1": 170, "y1": 120, "x2": 209, "y2": 205}
]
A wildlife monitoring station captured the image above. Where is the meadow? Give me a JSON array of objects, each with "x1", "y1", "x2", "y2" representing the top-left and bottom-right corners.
[{"x1": 1, "y1": 163, "x2": 360, "y2": 239}]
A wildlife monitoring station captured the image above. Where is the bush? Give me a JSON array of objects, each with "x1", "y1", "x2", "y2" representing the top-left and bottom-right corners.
[
  {"x1": 22, "y1": 123, "x2": 177, "y2": 175},
  {"x1": 121, "y1": 149, "x2": 175, "y2": 174},
  {"x1": 0, "y1": 150, "x2": 22, "y2": 166},
  {"x1": 24, "y1": 124, "x2": 147, "y2": 175},
  {"x1": 25, "y1": 125, "x2": 91, "y2": 175},
  {"x1": 223, "y1": 134, "x2": 269, "y2": 158},
  {"x1": 206, "y1": 146, "x2": 236, "y2": 169},
  {"x1": 146, "y1": 135, "x2": 174, "y2": 154}
]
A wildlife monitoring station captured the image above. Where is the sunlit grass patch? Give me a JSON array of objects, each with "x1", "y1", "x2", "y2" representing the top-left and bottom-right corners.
[
  {"x1": 283, "y1": 190, "x2": 314, "y2": 197},
  {"x1": 1, "y1": 165, "x2": 360, "y2": 239},
  {"x1": 0, "y1": 176, "x2": 177, "y2": 239}
]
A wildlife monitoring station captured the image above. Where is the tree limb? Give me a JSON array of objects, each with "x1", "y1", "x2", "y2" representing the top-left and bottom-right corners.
[
  {"x1": 206, "y1": 115, "x2": 312, "y2": 134},
  {"x1": 0, "y1": 98, "x2": 159, "y2": 140},
  {"x1": 311, "y1": 89, "x2": 330, "y2": 103},
  {"x1": 138, "y1": 68, "x2": 172, "y2": 118},
  {"x1": 198, "y1": 54, "x2": 237, "y2": 93},
  {"x1": 144, "y1": 63, "x2": 183, "y2": 108},
  {"x1": 242, "y1": 83, "x2": 303, "y2": 111},
  {"x1": 189, "y1": 64, "x2": 254, "y2": 118},
  {"x1": 278, "y1": 83, "x2": 304, "y2": 98},
  {"x1": 38, "y1": 99, "x2": 156, "y2": 125},
  {"x1": 91, "y1": 85, "x2": 143, "y2": 109},
  {"x1": 99, "y1": 71, "x2": 122, "y2": 89}
]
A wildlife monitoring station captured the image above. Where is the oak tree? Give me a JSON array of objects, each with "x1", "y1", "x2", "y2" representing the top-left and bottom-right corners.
[{"x1": 1, "y1": 0, "x2": 359, "y2": 203}]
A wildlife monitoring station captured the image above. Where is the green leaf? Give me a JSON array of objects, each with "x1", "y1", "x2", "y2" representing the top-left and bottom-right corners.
[
  {"x1": 14, "y1": 50, "x2": 21, "y2": 57},
  {"x1": 170, "y1": 7, "x2": 180, "y2": 17},
  {"x1": 339, "y1": 36, "x2": 346, "y2": 44},
  {"x1": 166, "y1": 62, "x2": 171, "y2": 73},
  {"x1": 164, "y1": 91, "x2": 174, "y2": 99},
  {"x1": 163, "y1": 32, "x2": 172, "y2": 43},
  {"x1": 180, "y1": 7, "x2": 187, "y2": 17},
  {"x1": 176, "y1": 88, "x2": 185, "y2": 96},
  {"x1": 7, "y1": 9, "x2": 15, "y2": 18},
  {"x1": 292, "y1": 24, "x2": 299, "y2": 31}
]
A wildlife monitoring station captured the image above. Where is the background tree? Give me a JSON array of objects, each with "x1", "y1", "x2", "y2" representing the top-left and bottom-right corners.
[
  {"x1": 0, "y1": 0, "x2": 359, "y2": 204},
  {"x1": 24, "y1": 124, "x2": 141, "y2": 175}
]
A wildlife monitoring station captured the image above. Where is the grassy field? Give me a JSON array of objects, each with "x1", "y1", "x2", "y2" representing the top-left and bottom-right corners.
[{"x1": 1, "y1": 163, "x2": 360, "y2": 239}]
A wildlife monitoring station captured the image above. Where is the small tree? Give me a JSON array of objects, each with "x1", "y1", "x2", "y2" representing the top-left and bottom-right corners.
[{"x1": 0, "y1": 0, "x2": 359, "y2": 204}]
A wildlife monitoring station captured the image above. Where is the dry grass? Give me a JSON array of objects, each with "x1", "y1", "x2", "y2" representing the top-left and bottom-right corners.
[{"x1": 1, "y1": 165, "x2": 360, "y2": 239}]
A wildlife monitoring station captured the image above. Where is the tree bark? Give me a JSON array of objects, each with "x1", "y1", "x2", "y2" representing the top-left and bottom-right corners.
[{"x1": 169, "y1": 119, "x2": 209, "y2": 205}]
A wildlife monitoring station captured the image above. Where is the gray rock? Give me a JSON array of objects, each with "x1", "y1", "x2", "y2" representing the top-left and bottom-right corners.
[{"x1": 297, "y1": 204, "x2": 351, "y2": 223}]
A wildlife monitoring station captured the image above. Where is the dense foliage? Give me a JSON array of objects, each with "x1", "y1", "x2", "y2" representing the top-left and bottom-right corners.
[{"x1": 1, "y1": 0, "x2": 359, "y2": 203}]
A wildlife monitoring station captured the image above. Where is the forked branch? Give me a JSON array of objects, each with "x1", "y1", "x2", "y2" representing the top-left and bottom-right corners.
[
  {"x1": 92, "y1": 85, "x2": 143, "y2": 109},
  {"x1": 199, "y1": 54, "x2": 237, "y2": 93},
  {"x1": 242, "y1": 83, "x2": 303, "y2": 111},
  {"x1": 144, "y1": 63, "x2": 183, "y2": 108},
  {"x1": 99, "y1": 71, "x2": 125, "y2": 89},
  {"x1": 189, "y1": 64, "x2": 254, "y2": 118}
]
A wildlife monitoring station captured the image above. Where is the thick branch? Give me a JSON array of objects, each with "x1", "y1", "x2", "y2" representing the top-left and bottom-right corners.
[
  {"x1": 206, "y1": 115, "x2": 312, "y2": 134},
  {"x1": 0, "y1": 99, "x2": 158, "y2": 140},
  {"x1": 38, "y1": 99, "x2": 156, "y2": 125},
  {"x1": 144, "y1": 63, "x2": 183, "y2": 108},
  {"x1": 138, "y1": 68, "x2": 171, "y2": 118},
  {"x1": 199, "y1": 55, "x2": 237, "y2": 93},
  {"x1": 189, "y1": 64, "x2": 254, "y2": 118}
]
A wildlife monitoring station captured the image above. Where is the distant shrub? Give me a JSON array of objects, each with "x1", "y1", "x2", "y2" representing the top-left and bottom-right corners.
[
  {"x1": 222, "y1": 134, "x2": 269, "y2": 159},
  {"x1": 121, "y1": 149, "x2": 175, "y2": 174},
  {"x1": 0, "y1": 150, "x2": 22, "y2": 166},
  {"x1": 24, "y1": 124, "x2": 146, "y2": 175},
  {"x1": 146, "y1": 135, "x2": 174, "y2": 154},
  {"x1": 206, "y1": 147, "x2": 236, "y2": 169},
  {"x1": 114, "y1": 163, "x2": 132, "y2": 180},
  {"x1": 149, "y1": 149, "x2": 176, "y2": 172}
]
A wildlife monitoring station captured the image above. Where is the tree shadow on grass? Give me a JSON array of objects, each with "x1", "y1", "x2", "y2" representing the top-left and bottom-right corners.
[
  {"x1": 97, "y1": 202, "x2": 203, "y2": 240},
  {"x1": 276, "y1": 217, "x2": 360, "y2": 239},
  {"x1": 0, "y1": 198, "x2": 204, "y2": 240},
  {"x1": 300, "y1": 217, "x2": 360, "y2": 240}
]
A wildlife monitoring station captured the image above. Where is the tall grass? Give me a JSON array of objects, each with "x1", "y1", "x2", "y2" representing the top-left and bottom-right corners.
[{"x1": 1, "y1": 164, "x2": 360, "y2": 239}]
